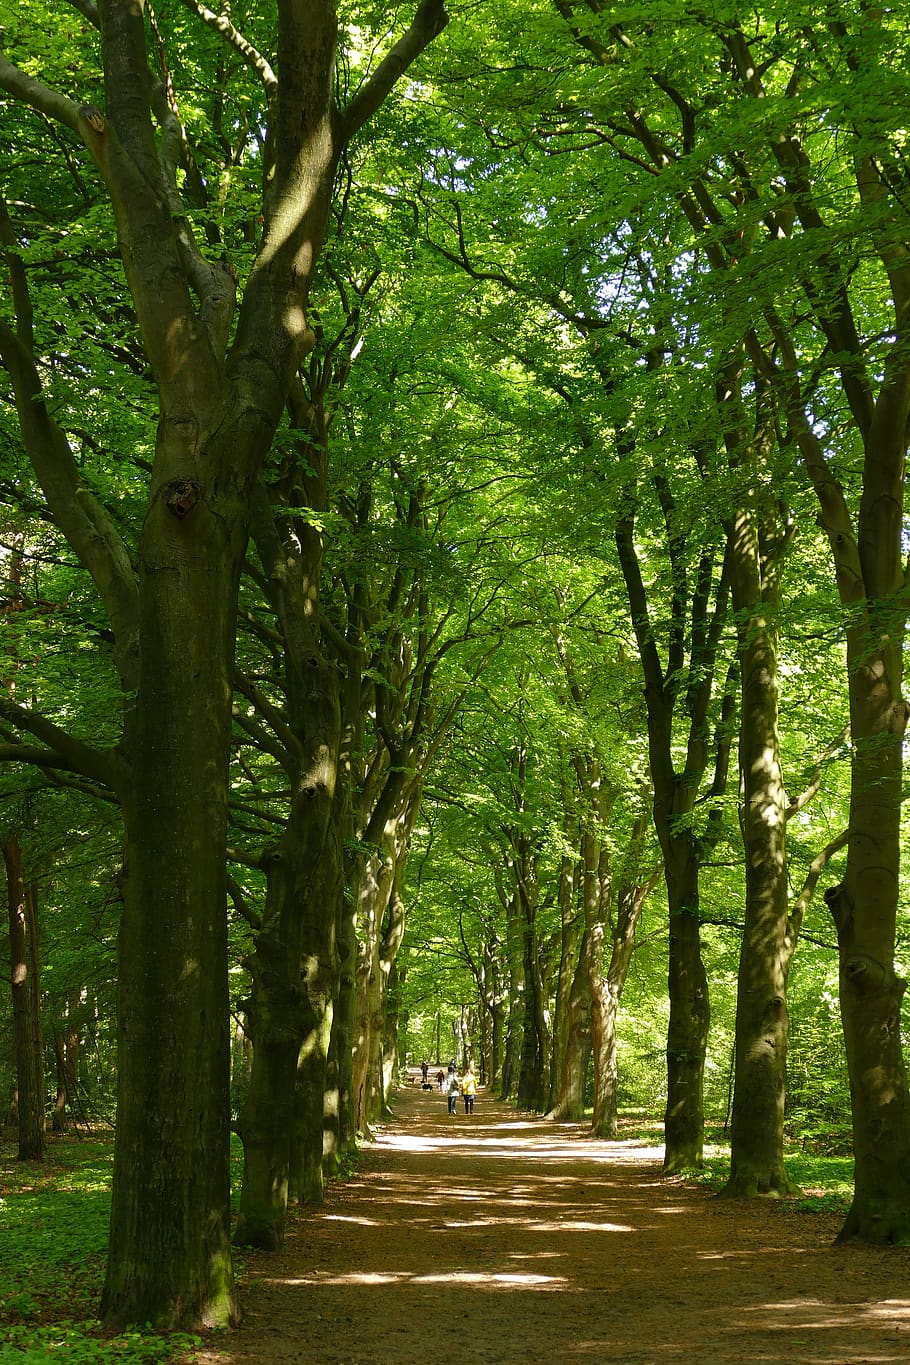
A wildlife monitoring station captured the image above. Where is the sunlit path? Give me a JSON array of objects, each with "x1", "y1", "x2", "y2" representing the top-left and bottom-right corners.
[{"x1": 197, "y1": 1084, "x2": 910, "y2": 1365}]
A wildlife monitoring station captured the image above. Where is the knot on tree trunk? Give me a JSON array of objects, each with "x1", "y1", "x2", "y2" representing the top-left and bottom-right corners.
[
  {"x1": 843, "y1": 954, "x2": 886, "y2": 994},
  {"x1": 824, "y1": 880, "x2": 853, "y2": 936},
  {"x1": 162, "y1": 478, "x2": 201, "y2": 519}
]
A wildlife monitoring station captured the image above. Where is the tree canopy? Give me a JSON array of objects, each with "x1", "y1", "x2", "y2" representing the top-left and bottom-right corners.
[{"x1": 2, "y1": 0, "x2": 910, "y2": 1332}]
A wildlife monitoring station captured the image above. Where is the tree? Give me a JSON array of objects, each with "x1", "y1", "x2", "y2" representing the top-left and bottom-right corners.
[{"x1": 0, "y1": 0, "x2": 448, "y2": 1325}]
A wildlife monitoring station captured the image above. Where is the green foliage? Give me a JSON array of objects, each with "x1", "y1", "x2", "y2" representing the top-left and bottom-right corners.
[
  {"x1": 0, "y1": 1136, "x2": 200, "y2": 1361},
  {"x1": 694, "y1": 1146, "x2": 854, "y2": 1216},
  {"x1": 0, "y1": 1324, "x2": 199, "y2": 1364},
  {"x1": 0, "y1": 1139, "x2": 112, "y2": 1323}
]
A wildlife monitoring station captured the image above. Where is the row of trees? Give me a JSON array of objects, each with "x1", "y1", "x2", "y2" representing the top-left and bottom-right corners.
[{"x1": 2, "y1": 0, "x2": 910, "y2": 1334}]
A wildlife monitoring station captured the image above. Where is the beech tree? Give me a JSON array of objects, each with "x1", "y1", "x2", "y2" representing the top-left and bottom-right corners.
[
  {"x1": 0, "y1": 0, "x2": 448, "y2": 1326},
  {"x1": 553, "y1": 0, "x2": 910, "y2": 1241}
]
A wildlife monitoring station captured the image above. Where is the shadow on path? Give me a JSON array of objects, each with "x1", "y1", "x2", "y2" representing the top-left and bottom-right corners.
[{"x1": 197, "y1": 1084, "x2": 910, "y2": 1364}]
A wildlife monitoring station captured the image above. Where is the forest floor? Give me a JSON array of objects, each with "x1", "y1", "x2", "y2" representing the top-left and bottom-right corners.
[{"x1": 196, "y1": 1078, "x2": 910, "y2": 1365}]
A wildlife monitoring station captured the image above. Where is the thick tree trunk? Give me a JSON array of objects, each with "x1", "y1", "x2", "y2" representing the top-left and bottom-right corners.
[
  {"x1": 234, "y1": 644, "x2": 342, "y2": 1241},
  {"x1": 550, "y1": 945, "x2": 591, "y2": 1122},
  {"x1": 382, "y1": 958, "x2": 404, "y2": 1096},
  {"x1": 830, "y1": 638, "x2": 910, "y2": 1242},
  {"x1": 329, "y1": 889, "x2": 358, "y2": 1166},
  {"x1": 351, "y1": 848, "x2": 394, "y2": 1133},
  {"x1": 101, "y1": 433, "x2": 251, "y2": 1328},
  {"x1": 589, "y1": 965, "x2": 619, "y2": 1139},
  {"x1": 5, "y1": 838, "x2": 44, "y2": 1161}
]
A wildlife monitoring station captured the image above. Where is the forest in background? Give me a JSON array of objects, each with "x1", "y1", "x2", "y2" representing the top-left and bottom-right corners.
[{"x1": 2, "y1": 0, "x2": 910, "y2": 1338}]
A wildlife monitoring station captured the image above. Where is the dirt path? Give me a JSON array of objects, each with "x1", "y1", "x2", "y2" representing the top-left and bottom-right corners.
[{"x1": 197, "y1": 1083, "x2": 910, "y2": 1364}]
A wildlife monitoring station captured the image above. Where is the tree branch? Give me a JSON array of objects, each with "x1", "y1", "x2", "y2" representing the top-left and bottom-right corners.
[
  {"x1": 0, "y1": 699, "x2": 125, "y2": 793},
  {"x1": 337, "y1": 0, "x2": 449, "y2": 146}
]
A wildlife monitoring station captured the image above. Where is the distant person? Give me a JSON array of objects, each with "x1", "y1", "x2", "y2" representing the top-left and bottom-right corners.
[
  {"x1": 446, "y1": 1068, "x2": 460, "y2": 1114},
  {"x1": 462, "y1": 1064, "x2": 477, "y2": 1115},
  {"x1": 435, "y1": 1068, "x2": 445, "y2": 1090},
  {"x1": 421, "y1": 1059, "x2": 429, "y2": 1086}
]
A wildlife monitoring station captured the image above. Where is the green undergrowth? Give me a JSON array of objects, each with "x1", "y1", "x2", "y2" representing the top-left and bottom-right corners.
[
  {"x1": 616, "y1": 1112, "x2": 854, "y2": 1214},
  {"x1": 690, "y1": 1148, "x2": 854, "y2": 1213},
  {"x1": 0, "y1": 1135, "x2": 198, "y2": 1363},
  {"x1": 0, "y1": 1129, "x2": 356, "y2": 1362}
]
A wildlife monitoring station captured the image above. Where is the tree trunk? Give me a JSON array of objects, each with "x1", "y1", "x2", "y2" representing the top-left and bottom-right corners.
[
  {"x1": 102, "y1": 464, "x2": 249, "y2": 1327},
  {"x1": 616, "y1": 492, "x2": 729, "y2": 1174},
  {"x1": 52, "y1": 1013, "x2": 79, "y2": 1134},
  {"x1": 590, "y1": 847, "x2": 654, "y2": 1139},
  {"x1": 589, "y1": 959, "x2": 618, "y2": 1138},
  {"x1": 663, "y1": 839, "x2": 709, "y2": 1172},
  {"x1": 517, "y1": 874, "x2": 547, "y2": 1111},
  {"x1": 721, "y1": 490, "x2": 800, "y2": 1198},
  {"x1": 547, "y1": 852, "x2": 579, "y2": 1113},
  {"x1": 830, "y1": 622, "x2": 910, "y2": 1241},
  {"x1": 551, "y1": 944, "x2": 592, "y2": 1122},
  {"x1": 234, "y1": 639, "x2": 342, "y2": 1242},
  {"x1": 329, "y1": 887, "x2": 358, "y2": 1167},
  {"x1": 499, "y1": 902, "x2": 524, "y2": 1101},
  {"x1": 5, "y1": 838, "x2": 44, "y2": 1161}
]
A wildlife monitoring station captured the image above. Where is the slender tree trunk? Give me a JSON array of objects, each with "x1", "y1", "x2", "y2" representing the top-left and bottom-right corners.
[
  {"x1": 663, "y1": 838, "x2": 709, "y2": 1171},
  {"x1": 52, "y1": 1014, "x2": 79, "y2": 1134},
  {"x1": 616, "y1": 491, "x2": 729, "y2": 1174},
  {"x1": 517, "y1": 874, "x2": 547, "y2": 1111},
  {"x1": 500, "y1": 887, "x2": 525, "y2": 1100},
  {"x1": 5, "y1": 838, "x2": 43, "y2": 1161},
  {"x1": 590, "y1": 858, "x2": 654, "y2": 1139}
]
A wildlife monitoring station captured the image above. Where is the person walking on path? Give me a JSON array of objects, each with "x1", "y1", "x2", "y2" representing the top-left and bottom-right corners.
[
  {"x1": 446, "y1": 1068, "x2": 460, "y2": 1114},
  {"x1": 462, "y1": 1064, "x2": 476, "y2": 1114}
]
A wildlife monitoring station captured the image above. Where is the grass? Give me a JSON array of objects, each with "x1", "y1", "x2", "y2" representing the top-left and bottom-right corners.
[{"x1": 617, "y1": 1111, "x2": 854, "y2": 1214}]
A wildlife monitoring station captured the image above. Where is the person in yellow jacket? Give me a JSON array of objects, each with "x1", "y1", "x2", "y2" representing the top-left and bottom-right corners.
[{"x1": 462, "y1": 1064, "x2": 477, "y2": 1115}]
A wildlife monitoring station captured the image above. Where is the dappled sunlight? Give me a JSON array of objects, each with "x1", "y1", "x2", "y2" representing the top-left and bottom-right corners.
[
  {"x1": 322, "y1": 1214, "x2": 382, "y2": 1227},
  {"x1": 869, "y1": 1300, "x2": 910, "y2": 1321},
  {"x1": 282, "y1": 1268, "x2": 569, "y2": 1290},
  {"x1": 219, "y1": 1091, "x2": 910, "y2": 1365},
  {"x1": 738, "y1": 1296, "x2": 910, "y2": 1333}
]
